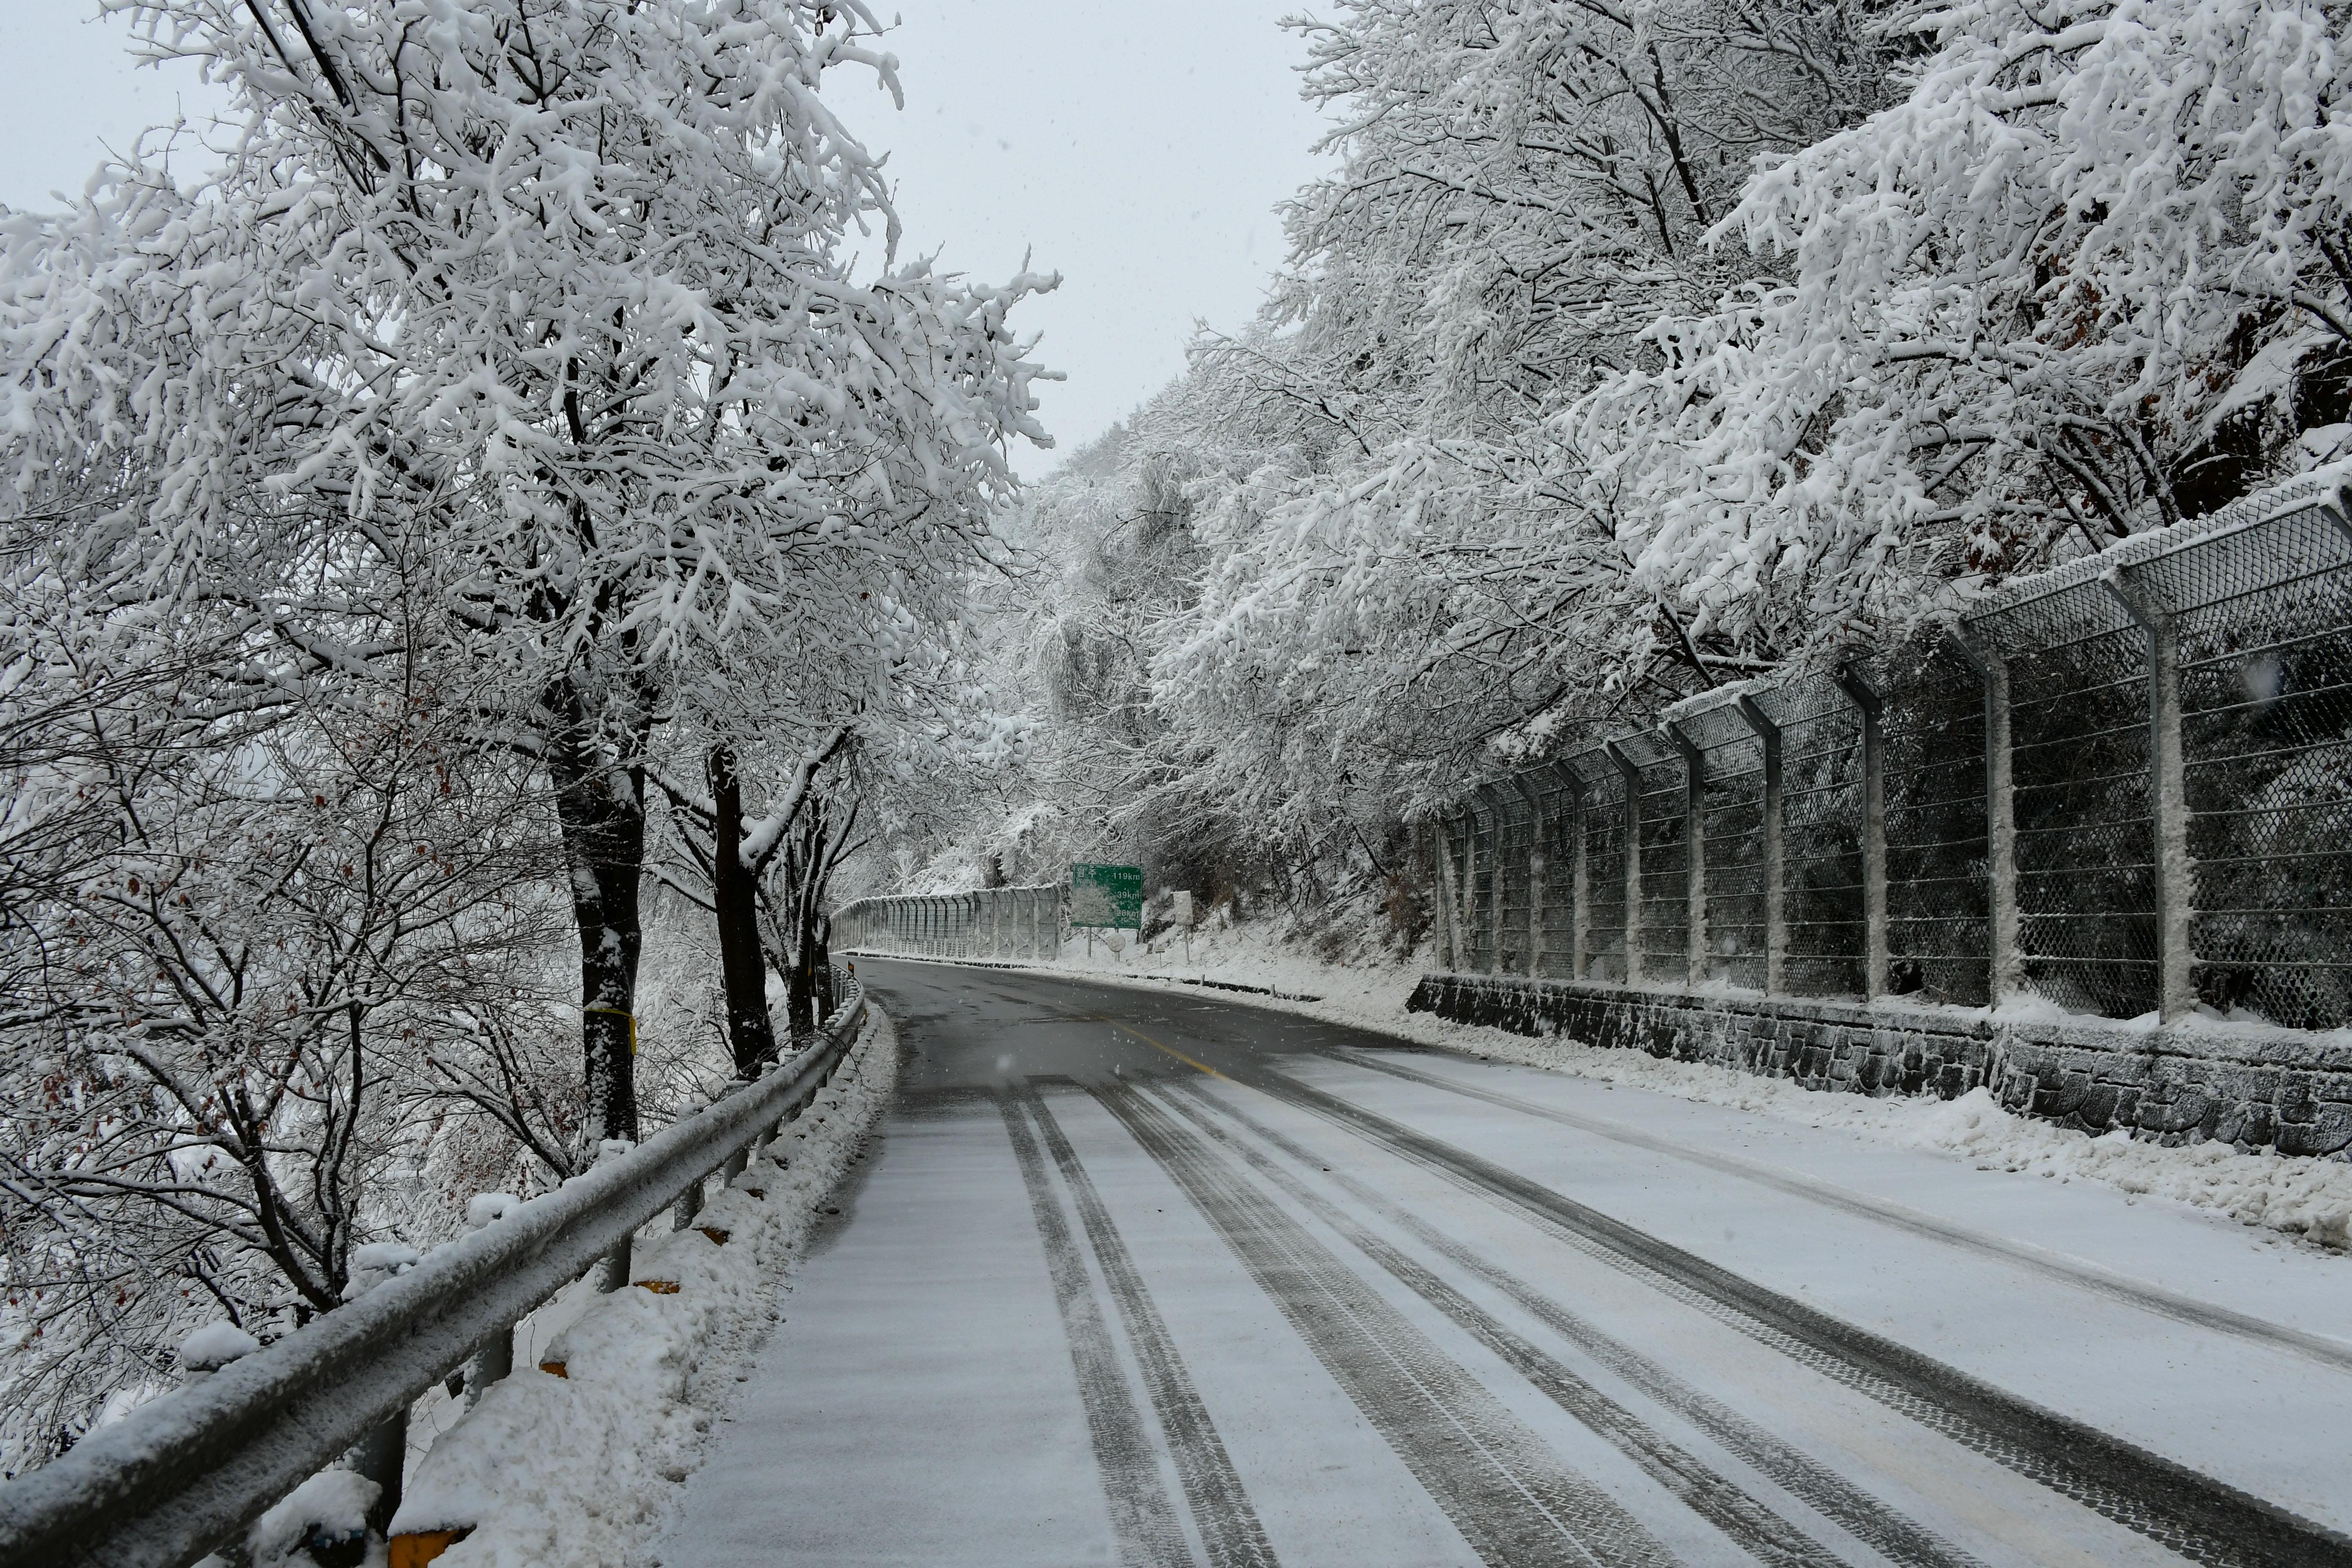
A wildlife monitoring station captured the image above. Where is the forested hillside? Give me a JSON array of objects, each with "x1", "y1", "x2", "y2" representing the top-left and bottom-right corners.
[{"x1": 891, "y1": 0, "x2": 2352, "y2": 932}]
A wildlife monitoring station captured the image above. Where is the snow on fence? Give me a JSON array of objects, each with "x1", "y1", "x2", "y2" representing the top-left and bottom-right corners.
[
  {"x1": 1433, "y1": 468, "x2": 2352, "y2": 1031},
  {"x1": 833, "y1": 882, "x2": 1067, "y2": 962},
  {"x1": 0, "y1": 977, "x2": 869, "y2": 1568}
]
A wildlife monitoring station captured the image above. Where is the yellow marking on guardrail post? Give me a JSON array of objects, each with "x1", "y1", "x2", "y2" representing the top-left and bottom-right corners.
[{"x1": 388, "y1": 1527, "x2": 471, "y2": 1567}]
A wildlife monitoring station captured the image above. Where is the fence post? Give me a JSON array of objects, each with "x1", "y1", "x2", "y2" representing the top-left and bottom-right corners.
[
  {"x1": 1432, "y1": 819, "x2": 1464, "y2": 970},
  {"x1": 1667, "y1": 722, "x2": 1706, "y2": 986},
  {"x1": 2102, "y1": 566, "x2": 2196, "y2": 1021},
  {"x1": 1567, "y1": 768, "x2": 1590, "y2": 981},
  {"x1": 1454, "y1": 815, "x2": 1478, "y2": 969},
  {"x1": 1605, "y1": 742, "x2": 1645, "y2": 985},
  {"x1": 1511, "y1": 776, "x2": 1547, "y2": 977},
  {"x1": 1472, "y1": 787, "x2": 1505, "y2": 975},
  {"x1": 1832, "y1": 666, "x2": 1888, "y2": 999},
  {"x1": 1947, "y1": 631, "x2": 2022, "y2": 1005},
  {"x1": 1736, "y1": 695, "x2": 1785, "y2": 996}
]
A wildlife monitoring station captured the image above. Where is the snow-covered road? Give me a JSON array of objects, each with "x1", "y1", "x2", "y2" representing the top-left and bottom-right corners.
[{"x1": 651, "y1": 962, "x2": 2352, "y2": 1568}]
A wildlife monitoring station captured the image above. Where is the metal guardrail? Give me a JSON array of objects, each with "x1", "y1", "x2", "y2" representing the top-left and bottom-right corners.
[
  {"x1": 834, "y1": 884, "x2": 1065, "y2": 961},
  {"x1": 0, "y1": 978, "x2": 870, "y2": 1568}
]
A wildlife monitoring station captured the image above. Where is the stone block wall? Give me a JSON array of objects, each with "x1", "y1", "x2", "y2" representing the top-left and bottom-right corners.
[{"x1": 1405, "y1": 975, "x2": 2352, "y2": 1159}]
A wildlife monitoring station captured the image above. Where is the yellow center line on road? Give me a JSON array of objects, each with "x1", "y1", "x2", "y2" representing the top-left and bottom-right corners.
[{"x1": 1102, "y1": 1018, "x2": 1225, "y2": 1080}]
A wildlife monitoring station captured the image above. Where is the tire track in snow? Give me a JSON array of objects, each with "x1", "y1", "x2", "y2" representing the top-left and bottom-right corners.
[
  {"x1": 1327, "y1": 1046, "x2": 2352, "y2": 1374},
  {"x1": 1229, "y1": 1061, "x2": 2352, "y2": 1568},
  {"x1": 1088, "y1": 1081, "x2": 1677, "y2": 1568},
  {"x1": 1150, "y1": 1076, "x2": 1978, "y2": 1568},
  {"x1": 997, "y1": 1090, "x2": 1192, "y2": 1568},
  {"x1": 1018, "y1": 1081, "x2": 1280, "y2": 1568}
]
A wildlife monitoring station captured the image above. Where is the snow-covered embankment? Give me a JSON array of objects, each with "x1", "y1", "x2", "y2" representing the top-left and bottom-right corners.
[{"x1": 376, "y1": 1007, "x2": 901, "y2": 1568}]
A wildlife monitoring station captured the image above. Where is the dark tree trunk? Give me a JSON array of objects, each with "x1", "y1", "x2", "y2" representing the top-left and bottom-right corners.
[
  {"x1": 814, "y1": 915, "x2": 835, "y2": 1019},
  {"x1": 786, "y1": 890, "x2": 818, "y2": 1038},
  {"x1": 548, "y1": 691, "x2": 649, "y2": 1146},
  {"x1": 710, "y1": 743, "x2": 779, "y2": 1075}
]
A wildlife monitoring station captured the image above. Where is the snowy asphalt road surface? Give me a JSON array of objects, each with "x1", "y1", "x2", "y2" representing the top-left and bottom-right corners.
[{"x1": 653, "y1": 961, "x2": 2352, "y2": 1568}]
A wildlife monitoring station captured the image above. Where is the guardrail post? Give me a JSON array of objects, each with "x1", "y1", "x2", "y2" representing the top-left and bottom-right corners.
[
  {"x1": 1667, "y1": 722, "x2": 1706, "y2": 985},
  {"x1": 467, "y1": 1322, "x2": 514, "y2": 1408},
  {"x1": 2102, "y1": 566, "x2": 2195, "y2": 1020},
  {"x1": 672, "y1": 1176, "x2": 704, "y2": 1230},
  {"x1": 1736, "y1": 696, "x2": 1785, "y2": 995},
  {"x1": 599, "y1": 1236, "x2": 631, "y2": 1293},
  {"x1": 1605, "y1": 742, "x2": 1644, "y2": 985},
  {"x1": 352, "y1": 1407, "x2": 406, "y2": 1538},
  {"x1": 1832, "y1": 666, "x2": 1888, "y2": 999}
]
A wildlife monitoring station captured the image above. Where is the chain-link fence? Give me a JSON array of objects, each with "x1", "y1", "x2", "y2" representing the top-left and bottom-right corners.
[
  {"x1": 1567, "y1": 751, "x2": 1631, "y2": 983},
  {"x1": 1431, "y1": 469, "x2": 2352, "y2": 1029},
  {"x1": 834, "y1": 884, "x2": 1067, "y2": 962},
  {"x1": 1753, "y1": 670, "x2": 1865, "y2": 998},
  {"x1": 1676, "y1": 700, "x2": 1769, "y2": 990},
  {"x1": 1876, "y1": 639, "x2": 1993, "y2": 1006}
]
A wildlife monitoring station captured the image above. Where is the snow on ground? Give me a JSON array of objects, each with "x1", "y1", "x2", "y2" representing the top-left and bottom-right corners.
[
  {"x1": 372, "y1": 1008, "x2": 901, "y2": 1568},
  {"x1": 886, "y1": 917, "x2": 2352, "y2": 1253}
]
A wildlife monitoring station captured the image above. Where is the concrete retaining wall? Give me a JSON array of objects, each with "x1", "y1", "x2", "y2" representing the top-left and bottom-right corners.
[{"x1": 1406, "y1": 975, "x2": 2352, "y2": 1159}]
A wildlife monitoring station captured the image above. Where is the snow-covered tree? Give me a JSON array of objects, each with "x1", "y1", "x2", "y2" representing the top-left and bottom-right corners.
[
  {"x1": 12, "y1": 0, "x2": 1052, "y2": 1143},
  {"x1": 1131, "y1": 0, "x2": 1896, "y2": 841},
  {"x1": 0, "y1": 566, "x2": 564, "y2": 1468},
  {"x1": 0, "y1": 0, "x2": 1053, "y2": 1461},
  {"x1": 1582, "y1": 0, "x2": 2352, "y2": 654}
]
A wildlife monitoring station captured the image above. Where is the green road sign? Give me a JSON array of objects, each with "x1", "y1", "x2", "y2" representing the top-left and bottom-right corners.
[{"x1": 1070, "y1": 863, "x2": 1145, "y2": 929}]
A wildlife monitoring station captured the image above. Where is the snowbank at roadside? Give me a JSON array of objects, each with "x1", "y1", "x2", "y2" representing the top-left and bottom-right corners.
[
  {"x1": 933, "y1": 921, "x2": 2352, "y2": 1252},
  {"x1": 1430, "y1": 1030, "x2": 2352, "y2": 1252},
  {"x1": 375, "y1": 1007, "x2": 900, "y2": 1568}
]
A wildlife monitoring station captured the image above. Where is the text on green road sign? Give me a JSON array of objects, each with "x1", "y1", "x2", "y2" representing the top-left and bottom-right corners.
[{"x1": 1070, "y1": 863, "x2": 1144, "y2": 929}]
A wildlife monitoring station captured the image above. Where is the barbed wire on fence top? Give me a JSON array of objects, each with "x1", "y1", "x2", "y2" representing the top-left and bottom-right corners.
[{"x1": 1432, "y1": 463, "x2": 2352, "y2": 1030}]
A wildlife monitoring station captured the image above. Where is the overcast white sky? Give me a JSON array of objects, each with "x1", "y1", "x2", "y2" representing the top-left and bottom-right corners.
[{"x1": 0, "y1": 2, "x2": 1333, "y2": 476}]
